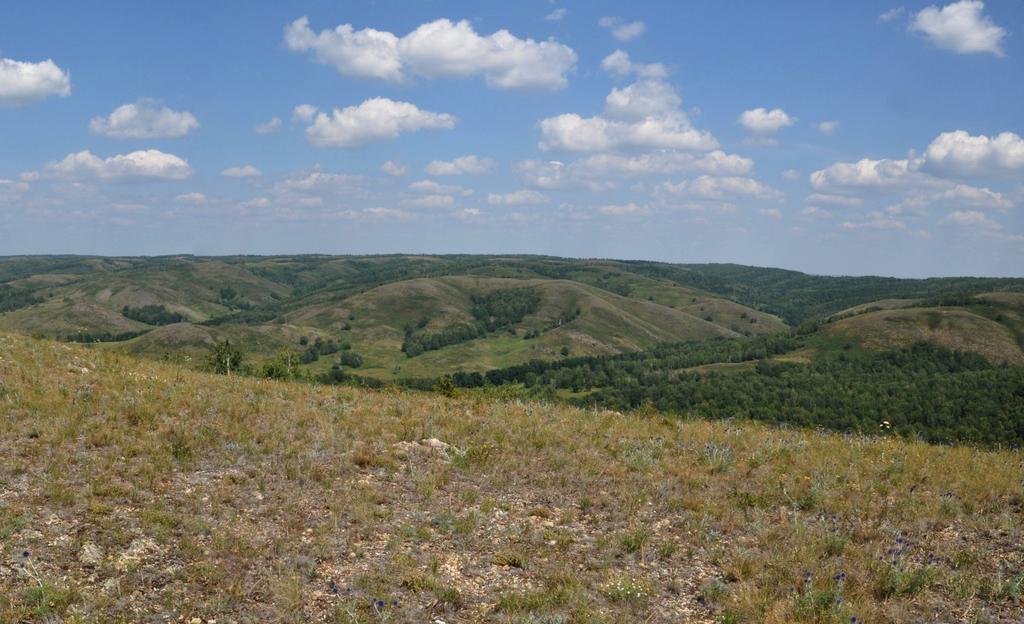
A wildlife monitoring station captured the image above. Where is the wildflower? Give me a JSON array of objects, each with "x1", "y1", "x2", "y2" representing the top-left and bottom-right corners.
[{"x1": 21, "y1": 551, "x2": 30, "y2": 558}]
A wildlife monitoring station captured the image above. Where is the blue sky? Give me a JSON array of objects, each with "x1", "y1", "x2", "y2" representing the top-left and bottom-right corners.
[{"x1": 1, "y1": 0, "x2": 1022, "y2": 277}]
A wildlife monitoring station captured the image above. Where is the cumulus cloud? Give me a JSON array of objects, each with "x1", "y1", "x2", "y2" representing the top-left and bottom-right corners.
[
  {"x1": 812, "y1": 130, "x2": 1024, "y2": 197},
  {"x1": 284, "y1": 16, "x2": 577, "y2": 91},
  {"x1": 660, "y1": 175, "x2": 784, "y2": 200},
  {"x1": 540, "y1": 80, "x2": 717, "y2": 153},
  {"x1": 598, "y1": 17, "x2": 646, "y2": 41},
  {"x1": 221, "y1": 165, "x2": 262, "y2": 178},
  {"x1": 817, "y1": 121, "x2": 840, "y2": 136},
  {"x1": 515, "y1": 150, "x2": 752, "y2": 191},
  {"x1": 600, "y1": 50, "x2": 668, "y2": 79},
  {"x1": 599, "y1": 202, "x2": 649, "y2": 215},
  {"x1": 364, "y1": 207, "x2": 415, "y2": 220},
  {"x1": 292, "y1": 104, "x2": 319, "y2": 122},
  {"x1": 810, "y1": 158, "x2": 915, "y2": 190},
  {"x1": 936, "y1": 184, "x2": 1013, "y2": 209},
  {"x1": 303, "y1": 97, "x2": 455, "y2": 147},
  {"x1": 801, "y1": 206, "x2": 833, "y2": 219},
  {"x1": 425, "y1": 155, "x2": 495, "y2": 175},
  {"x1": 274, "y1": 168, "x2": 364, "y2": 195},
  {"x1": 176, "y1": 192, "x2": 207, "y2": 204},
  {"x1": 806, "y1": 193, "x2": 863, "y2": 207},
  {"x1": 921, "y1": 130, "x2": 1024, "y2": 177},
  {"x1": 409, "y1": 179, "x2": 471, "y2": 196},
  {"x1": 89, "y1": 99, "x2": 198, "y2": 139},
  {"x1": 0, "y1": 57, "x2": 71, "y2": 106},
  {"x1": 909, "y1": 1, "x2": 1006, "y2": 56},
  {"x1": 545, "y1": 8, "x2": 567, "y2": 21},
  {"x1": 255, "y1": 117, "x2": 282, "y2": 134},
  {"x1": 487, "y1": 190, "x2": 549, "y2": 206},
  {"x1": 44, "y1": 149, "x2": 192, "y2": 181},
  {"x1": 842, "y1": 215, "x2": 907, "y2": 231},
  {"x1": 738, "y1": 108, "x2": 795, "y2": 143},
  {"x1": 760, "y1": 207, "x2": 783, "y2": 219},
  {"x1": 942, "y1": 209, "x2": 1000, "y2": 228},
  {"x1": 403, "y1": 194, "x2": 455, "y2": 207},
  {"x1": 380, "y1": 160, "x2": 408, "y2": 176}
]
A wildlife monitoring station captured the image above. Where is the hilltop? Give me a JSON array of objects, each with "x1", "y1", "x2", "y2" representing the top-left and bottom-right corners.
[{"x1": 0, "y1": 333, "x2": 1022, "y2": 623}]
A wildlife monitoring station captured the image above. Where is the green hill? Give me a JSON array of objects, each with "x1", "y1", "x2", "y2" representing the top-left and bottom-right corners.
[{"x1": 1, "y1": 255, "x2": 1022, "y2": 381}]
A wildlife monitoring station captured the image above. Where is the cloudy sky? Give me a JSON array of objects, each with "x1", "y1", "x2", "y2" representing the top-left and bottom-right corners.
[{"x1": 1, "y1": 1, "x2": 1022, "y2": 276}]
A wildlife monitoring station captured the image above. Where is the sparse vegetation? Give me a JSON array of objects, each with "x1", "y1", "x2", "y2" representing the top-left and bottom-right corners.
[{"x1": 1, "y1": 332, "x2": 1021, "y2": 622}]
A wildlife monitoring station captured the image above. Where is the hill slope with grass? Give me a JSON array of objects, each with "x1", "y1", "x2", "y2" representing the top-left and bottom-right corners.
[
  {"x1": 2, "y1": 255, "x2": 1022, "y2": 381},
  {"x1": 1, "y1": 333, "x2": 1022, "y2": 623}
]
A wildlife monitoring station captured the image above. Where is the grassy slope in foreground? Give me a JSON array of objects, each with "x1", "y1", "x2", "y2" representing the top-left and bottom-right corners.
[{"x1": 1, "y1": 334, "x2": 1023, "y2": 623}]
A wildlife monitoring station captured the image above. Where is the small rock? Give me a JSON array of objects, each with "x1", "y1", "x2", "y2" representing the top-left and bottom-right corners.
[
  {"x1": 79, "y1": 542, "x2": 103, "y2": 567},
  {"x1": 115, "y1": 537, "x2": 160, "y2": 571}
]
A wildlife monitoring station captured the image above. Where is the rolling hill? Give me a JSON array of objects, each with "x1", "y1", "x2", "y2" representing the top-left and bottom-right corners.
[{"x1": 1, "y1": 255, "x2": 1022, "y2": 380}]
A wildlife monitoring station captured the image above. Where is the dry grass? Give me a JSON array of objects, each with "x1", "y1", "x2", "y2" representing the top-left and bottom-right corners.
[
  {"x1": 827, "y1": 307, "x2": 1024, "y2": 365},
  {"x1": 0, "y1": 332, "x2": 1022, "y2": 623}
]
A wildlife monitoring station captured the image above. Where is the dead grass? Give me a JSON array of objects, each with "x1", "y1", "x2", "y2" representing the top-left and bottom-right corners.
[{"x1": 0, "y1": 332, "x2": 1021, "y2": 622}]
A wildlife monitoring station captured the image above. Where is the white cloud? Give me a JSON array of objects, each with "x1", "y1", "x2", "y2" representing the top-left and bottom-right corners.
[
  {"x1": 0, "y1": 57, "x2": 71, "y2": 106},
  {"x1": 515, "y1": 150, "x2": 752, "y2": 191},
  {"x1": 801, "y1": 206, "x2": 833, "y2": 219},
  {"x1": 600, "y1": 50, "x2": 668, "y2": 79},
  {"x1": 540, "y1": 80, "x2": 717, "y2": 153},
  {"x1": 921, "y1": 130, "x2": 1024, "y2": 177},
  {"x1": 221, "y1": 165, "x2": 262, "y2": 178},
  {"x1": 409, "y1": 179, "x2": 471, "y2": 195},
  {"x1": 806, "y1": 193, "x2": 863, "y2": 207},
  {"x1": 545, "y1": 8, "x2": 567, "y2": 21},
  {"x1": 487, "y1": 190, "x2": 549, "y2": 206},
  {"x1": 304, "y1": 97, "x2": 455, "y2": 147},
  {"x1": 810, "y1": 158, "x2": 915, "y2": 190},
  {"x1": 403, "y1": 194, "x2": 455, "y2": 207},
  {"x1": 176, "y1": 192, "x2": 207, "y2": 204},
  {"x1": 285, "y1": 16, "x2": 577, "y2": 91},
  {"x1": 661, "y1": 175, "x2": 784, "y2": 200},
  {"x1": 380, "y1": 160, "x2": 407, "y2": 176},
  {"x1": 45, "y1": 149, "x2": 192, "y2": 181},
  {"x1": 598, "y1": 17, "x2": 646, "y2": 41},
  {"x1": 936, "y1": 183, "x2": 1012, "y2": 209},
  {"x1": 605, "y1": 80, "x2": 682, "y2": 119},
  {"x1": 760, "y1": 207, "x2": 783, "y2": 219},
  {"x1": 942, "y1": 209, "x2": 1000, "y2": 228},
  {"x1": 817, "y1": 121, "x2": 840, "y2": 136},
  {"x1": 425, "y1": 155, "x2": 496, "y2": 176},
  {"x1": 89, "y1": 99, "x2": 198, "y2": 139},
  {"x1": 239, "y1": 197, "x2": 271, "y2": 209},
  {"x1": 738, "y1": 108, "x2": 795, "y2": 143},
  {"x1": 363, "y1": 207, "x2": 415, "y2": 220},
  {"x1": 599, "y1": 202, "x2": 649, "y2": 215},
  {"x1": 292, "y1": 104, "x2": 319, "y2": 122},
  {"x1": 841, "y1": 215, "x2": 907, "y2": 230},
  {"x1": 255, "y1": 117, "x2": 282, "y2": 134},
  {"x1": 909, "y1": 1, "x2": 1006, "y2": 56},
  {"x1": 879, "y1": 7, "x2": 906, "y2": 22},
  {"x1": 275, "y1": 168, "x2": 364, "y2": 194},
  {"x1": 540, "y1": 111, "x2": 716, "y2": 151},
  {"x1": 781, "y1": 169, "x2": 801, "y2": 180}
]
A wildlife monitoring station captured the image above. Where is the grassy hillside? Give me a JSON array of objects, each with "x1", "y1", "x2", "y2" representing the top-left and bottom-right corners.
[
  {"x1": 827, "y1": 307, "x2": 1024, "y2": 365},
  {"x1": 1, "y1": 333, "x2": 1021, "y2": 623},
  {"x1": 2, "y1": 255, "x2": 1022, "y2": 382},
  {"x1": 0, "y1": 256, "x2": 789, "y2": 379}
]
